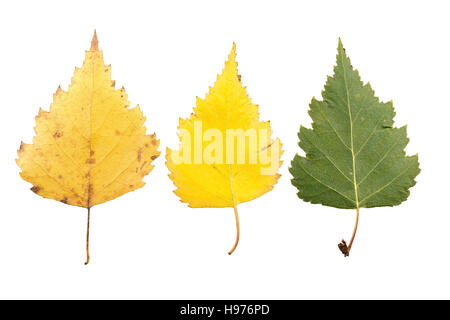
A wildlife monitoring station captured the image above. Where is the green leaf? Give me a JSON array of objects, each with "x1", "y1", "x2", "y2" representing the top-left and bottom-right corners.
[{"x1": 289, "y1": 39, "x2": 420, "y2": 256}]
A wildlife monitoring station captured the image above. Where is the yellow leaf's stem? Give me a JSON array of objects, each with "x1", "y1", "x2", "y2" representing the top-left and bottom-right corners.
[
  {"x1": 228, "y1": 205, "x2": 240, "y2": 255},
  {"x1": 348, "y1": 206, "x2": 360, "y2": 252},
  {"x1": 84, "y1": 207, "x2": 91, "y2": 265}
]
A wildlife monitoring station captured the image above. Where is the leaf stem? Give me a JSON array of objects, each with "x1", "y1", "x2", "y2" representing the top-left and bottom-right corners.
[
  {"x1": 338, "y1": 206, "x2": 360, "y2": 257},
  {"x1": 84, "y1": 207, "x2": 91, "y2": 265},
  {"x1": 228, "y1": 205, "x2": 240, "y2": 255},
  {"x1": 348, "y1": 206, "x2": 360, "y2": 251}
]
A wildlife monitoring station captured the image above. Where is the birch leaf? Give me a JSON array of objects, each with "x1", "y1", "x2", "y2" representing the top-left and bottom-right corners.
[
  {"x1": 16, "y1": 31, "x2": 160, "y2": 264},
  {"x1": 166, "y1": 44, "x2": 283, "y2": 254},
  {"x1": 289, "y1": 39, "x2": 420, "y2": 256}
]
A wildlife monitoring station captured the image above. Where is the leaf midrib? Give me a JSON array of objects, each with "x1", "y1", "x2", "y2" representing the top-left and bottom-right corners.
[
  {"x1": 87, "y1": 55, "x2": 95, "y2": 208},
  {"x1": 341, "y1": 52, "x2": 360, "y2": 210},
  {"x1": 225, "y1": 76, "x2": 238, "y2": 207}
]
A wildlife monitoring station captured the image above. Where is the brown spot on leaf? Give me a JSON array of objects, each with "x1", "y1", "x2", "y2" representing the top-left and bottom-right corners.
[
  {"x1": 31, "y1": 186, "x2": 40, "y2": 193},
  {"x1": 237, "y1": 74, "x2": 242, "y2": 82},
  {"x1": 260, "y1": 141, "x2": 274, "y2": 152},
  {"x1": 19, "y1": 142, "x2": 25, "y2": 151},
  {"x1": 151, "y1": 140, "x2": 157, "y2": 146},
  {"x1": 105, "y1": 68, "x2": 109, "y2": 72},
  {"x1": 60, "y1": 197, "x2": 68, "y2": 204},
  {"x1": 137, "y1": 148, "x2": 142, "y2": 162},
  {"x1": 151, "y1": 155, "x2": 157, "y2": 160},
  {"x1": 140, "y1": 161, "x2": 147, "y2": 170},
  {"x1": 85, "y1": 158, "x2": 96, "y2": 164},
  {"x1": 90, "y1": 150, "x2": 95, "y2": 156},
  {"x1": 129, "y1": 185, "x2": 134, "y2": 188},
  {"x1": 53, "y1": 131, "x2": 63, "y2": 138},
  {"x1": 115, "y1": 130, "x2": 121, "y2": 136},
  {"x1": 58, "y1": 175, "x2": 63, "y2": 179},
  {"x1": 145, "y1": 143, "x2": 149, "y2": 148}
]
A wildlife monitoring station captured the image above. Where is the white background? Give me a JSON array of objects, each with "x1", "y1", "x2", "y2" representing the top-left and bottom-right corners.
[{"x1": 0, "y1": 0, "x2": 448, "y2": 299}]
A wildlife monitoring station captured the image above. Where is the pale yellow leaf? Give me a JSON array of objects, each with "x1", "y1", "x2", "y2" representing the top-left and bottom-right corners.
[{"x1": 17, "y1": 31, "x2": 160, "y2": 209}]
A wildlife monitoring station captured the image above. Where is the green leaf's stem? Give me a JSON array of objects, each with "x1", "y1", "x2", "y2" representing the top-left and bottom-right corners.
[
  {"x1": 228, "y1": 205, "x2": 240, "y2": 255},
  {"x1": 348, "y1": 207, "x2": 360, "y2": 252}
]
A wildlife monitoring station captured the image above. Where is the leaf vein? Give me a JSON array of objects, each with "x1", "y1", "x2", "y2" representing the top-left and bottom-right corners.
[
  {"x1": 94, "y1": 117, "x2": 140, "y2": 167},
  {"x1": 28, "y1": 157, "x2": 83, "y2": 201},
  {"x1": 43, "y1": 124, "x2": 84, "y2": 171},
  {"x1": 317, "y1": 106, "x2": 351, "y2": 151},
  {"x1": 359, "y1": 161, "x2": 417, "y2": 205},
  {"x1": 299, "y1": 164, "x2": 355, "y2": 204},
  {"x1": 303, "y1": 130, "x2": 353, "y2": 183},
  {"x1": 357, "y1": 134, "x2": 402, "y2": 187},
  {"x1": 355, "y1": 119, "x2": 381, "y2": 156}
]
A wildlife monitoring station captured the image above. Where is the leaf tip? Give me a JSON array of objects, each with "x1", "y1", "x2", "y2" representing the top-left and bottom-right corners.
[
  {"x1": 229, "y1": 42, "x2": 237, "y2": 61},
  {"x1": 90, "y1": 29, "x2": 99, "y2": 51},
  {"x1": 337, "y1": 38, "x2": 347, "y2": 56},
  {"x1": 55, "y1": 85, "x2": 63, "y2": 96}
]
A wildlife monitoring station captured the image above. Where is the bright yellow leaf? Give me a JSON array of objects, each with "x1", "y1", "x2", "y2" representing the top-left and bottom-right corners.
[
  {"x1": 16, "y1": 31, "x2": 160, "y2": 264},
  {"x1": 166, "y1": 44, "x2": 282, "y2": 254}
]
